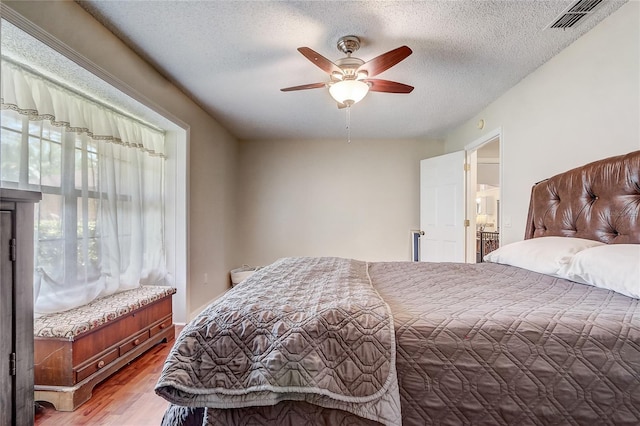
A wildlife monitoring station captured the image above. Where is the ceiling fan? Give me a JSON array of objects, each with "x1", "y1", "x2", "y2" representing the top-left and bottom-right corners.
[{"x1": 281, "y1": 36, "x2": 413, "y2": 108}]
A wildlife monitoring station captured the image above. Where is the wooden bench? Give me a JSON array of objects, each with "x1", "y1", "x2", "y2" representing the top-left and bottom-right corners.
[{"x1": 33, "y1": 285, "x2": 177, "y2": 411}]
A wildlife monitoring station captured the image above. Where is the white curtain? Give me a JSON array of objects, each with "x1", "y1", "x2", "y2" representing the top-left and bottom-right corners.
[{"x1": 0, "y1": 59, "x2": 167, "y2": 313}]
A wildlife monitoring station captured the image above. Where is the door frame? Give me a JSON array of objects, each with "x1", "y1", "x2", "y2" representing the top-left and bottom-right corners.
[{"x1": 464, "y1": 127, "x2": 502, "y2": 263}]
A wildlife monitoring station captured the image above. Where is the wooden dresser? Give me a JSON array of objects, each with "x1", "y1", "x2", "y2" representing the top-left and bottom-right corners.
[{"x1": 1, "y1": 189, "x2": 41, "y2": 426}]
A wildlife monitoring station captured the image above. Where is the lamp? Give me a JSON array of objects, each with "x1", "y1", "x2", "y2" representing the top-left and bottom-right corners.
[
  {"x1": 476, "y1": 214, "x2": 488, "y2": 231},
  {"x1": 329, "y1": 80, "x2": 369, "y2": 106}
]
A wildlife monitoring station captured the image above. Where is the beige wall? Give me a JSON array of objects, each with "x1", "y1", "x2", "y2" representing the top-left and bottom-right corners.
[
  {"x1": 237, "y1": 138, "x2": 443, "y2": 265},
  {"x1": 2, "y1": 1, "x2": 240, "y2": 320},
  {"x1": 444, "y1": 1, "x2": 640, "y2": 245}
]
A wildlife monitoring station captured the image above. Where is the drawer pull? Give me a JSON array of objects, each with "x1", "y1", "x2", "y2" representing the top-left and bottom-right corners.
[
  {"x1": 133, "y1": 338, "x2": 140, "y2": 346},
  {"x1": 97, "y1": 360, "x2": 105, "y2": 369},
  {"x1": 159, "y1": 323, "x2": 167, "y2": 329}
]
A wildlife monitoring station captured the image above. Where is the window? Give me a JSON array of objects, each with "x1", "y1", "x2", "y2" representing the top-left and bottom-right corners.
[
  {"x1": 2, "y1": 113, "x2": 99, "y2": 281},
  {"x1": 1, "y1": 60, "x2": 167, "y2": 313}
]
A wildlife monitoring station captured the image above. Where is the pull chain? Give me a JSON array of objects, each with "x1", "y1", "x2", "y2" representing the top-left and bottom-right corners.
[{"x1": 346, "y1": 105, "x2": 351, "y2": 143}]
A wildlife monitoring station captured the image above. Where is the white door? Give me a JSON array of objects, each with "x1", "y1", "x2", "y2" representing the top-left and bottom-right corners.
[{"x1": 420, "y1": 151, "x2": 467, "y2": 262}]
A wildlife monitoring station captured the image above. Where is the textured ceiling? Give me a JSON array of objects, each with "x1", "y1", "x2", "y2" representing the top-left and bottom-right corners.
[{"x1": 57, "y1": 1, "x2": 630, "y2": 140}]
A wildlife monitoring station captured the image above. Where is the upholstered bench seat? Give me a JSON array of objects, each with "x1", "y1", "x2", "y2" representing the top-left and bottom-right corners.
[
  {"x1": 34, "y1": 285, "x2": 177, "y2": 411},
  {"x1": 34, "y1": 285, "x2": 177, "y2": 339}
]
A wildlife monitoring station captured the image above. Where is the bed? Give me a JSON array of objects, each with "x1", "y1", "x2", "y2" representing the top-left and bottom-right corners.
[{"x1": 157, "y1": 150, "x2": 640, "y2": 425}]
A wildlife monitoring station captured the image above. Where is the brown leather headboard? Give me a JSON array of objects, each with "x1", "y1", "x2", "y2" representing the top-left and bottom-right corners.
[{"x1": 524, "y1": 150, "x2": 640, "y2": 244}]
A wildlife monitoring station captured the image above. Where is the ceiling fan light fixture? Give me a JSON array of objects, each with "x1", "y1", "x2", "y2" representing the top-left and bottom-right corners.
[
  {"x1": 281, "y1": 38, "x2": 413, "y2": 110},
  {"x1": 329, "y1": 80, "x2": 369, "y2": 106}
]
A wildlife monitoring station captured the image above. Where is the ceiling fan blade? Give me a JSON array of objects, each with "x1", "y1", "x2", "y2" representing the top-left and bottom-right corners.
[
  {"x1": 365, "y1": 79, "x2": 414, "y2": 93},
  {"x1": 280, "y1": 82, "x2": 326, "y2": 92},
  {"x1": 297, "y1": 47, "x2": 343, "y2": 76},
  {"x1": 357, "y1": 46, "x2": 412, "y2": 77}
]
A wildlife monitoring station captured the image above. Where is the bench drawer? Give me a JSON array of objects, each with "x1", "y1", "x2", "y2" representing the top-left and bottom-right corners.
[
  {"x1": 75, "y1": 348, "x2": 119, "y2": 382},
  {"x1": 150, "y1": 315, "x2": 173, "y2": 337},
  {"x1": 119, "y1": 330, "x2": 150, "y2": 356}
]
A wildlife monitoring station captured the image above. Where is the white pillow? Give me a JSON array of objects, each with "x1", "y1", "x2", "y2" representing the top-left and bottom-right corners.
[
  {"x1": 559, "y1": 244, "x2": 640, "y2": 299},
  {"x1": 483, "y1": 236, "x2": 605, "y2": 275}
]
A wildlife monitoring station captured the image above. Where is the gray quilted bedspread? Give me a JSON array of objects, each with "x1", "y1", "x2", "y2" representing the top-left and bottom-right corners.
[
  {"x1": 156, "y1": 257, "x2": 401, "y2": 426},
  {"x1": 160, "y1": 259, "x2": 640, "y2": 426},
  {"x1": 371, "y1": 261, "x2": 640, "y2": 426}
]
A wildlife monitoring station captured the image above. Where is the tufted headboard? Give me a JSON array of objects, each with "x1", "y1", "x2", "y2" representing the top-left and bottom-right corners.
[{"x1": 524, "y1": 150, "x2": 640, "y2": 244}]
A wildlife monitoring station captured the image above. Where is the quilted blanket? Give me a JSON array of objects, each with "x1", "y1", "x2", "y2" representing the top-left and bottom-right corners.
[
  {"x1": 156, "y1": 257, "x2": 401, "y2": 426},
  {"x1": 371, "y1": 261, "x2": 640, "y2": 425}
]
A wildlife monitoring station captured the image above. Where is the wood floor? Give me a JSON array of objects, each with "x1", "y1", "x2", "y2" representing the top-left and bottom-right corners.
[{"x1": 34, "y1": 326, "x2": 183, "y2": 426}]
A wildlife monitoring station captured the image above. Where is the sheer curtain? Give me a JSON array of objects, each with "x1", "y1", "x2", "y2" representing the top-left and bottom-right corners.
[{"x1": 0, "y1": 59, "x2": 167, "y2": 313}]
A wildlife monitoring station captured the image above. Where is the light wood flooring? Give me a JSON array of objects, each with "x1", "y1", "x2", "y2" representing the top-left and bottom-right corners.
[{"x1": 34, "y1": 326, "x2": 183, "y2": 426}]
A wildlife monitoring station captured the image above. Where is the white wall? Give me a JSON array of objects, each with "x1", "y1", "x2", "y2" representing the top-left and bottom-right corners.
[
  {"x1": 238, "y1": 138, "x2": 443, "y2": 265},
  {"x1": 444, "y1": 1, "x2": 640, "y2": 245},
  {"x1": 3, "y1": 1, "x2": 240, "y2": 320}
]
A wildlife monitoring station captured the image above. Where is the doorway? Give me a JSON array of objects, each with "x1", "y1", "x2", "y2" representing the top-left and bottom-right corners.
[
  {"x1": 418, "y1": 129, "x2": 501, "y2": 263},
  {"x1": 465, "y1": 129, "x2": 501, "y2": 263}
]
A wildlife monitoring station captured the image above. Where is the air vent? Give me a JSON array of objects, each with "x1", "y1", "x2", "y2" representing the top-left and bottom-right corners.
[{"x1": 549, "y1": 0, "x2": 604, "y2": 29}]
